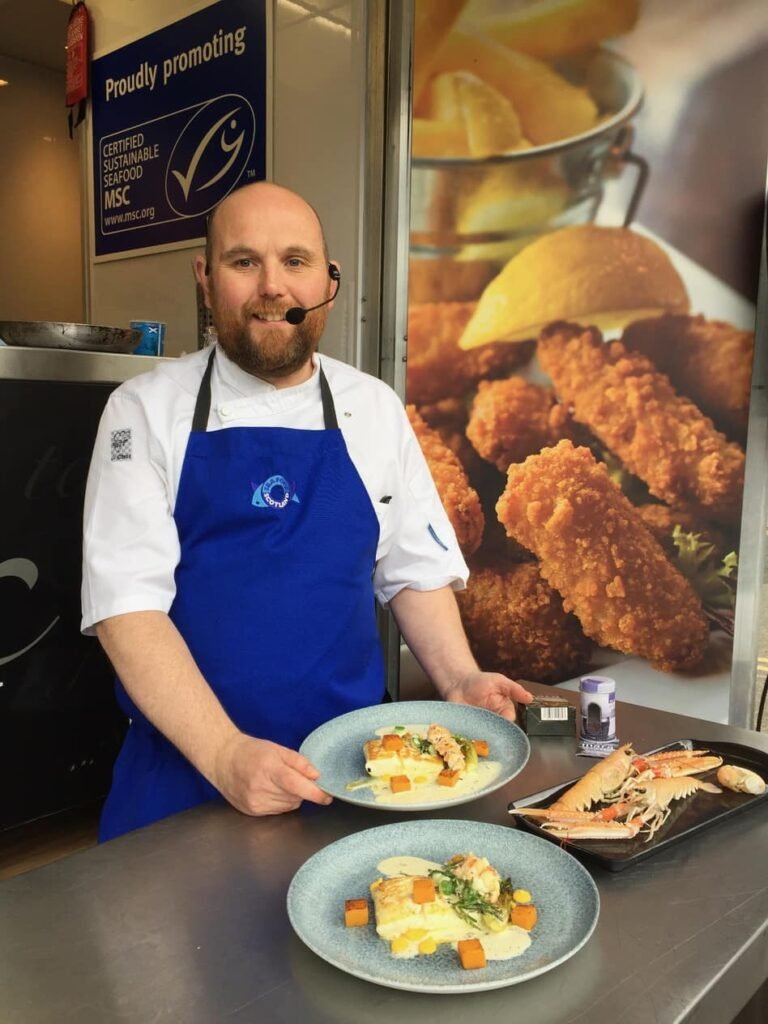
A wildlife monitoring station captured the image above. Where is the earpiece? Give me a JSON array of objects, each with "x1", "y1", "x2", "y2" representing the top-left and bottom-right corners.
[{"x1": 328, "y1": 264, "x2": 341, "y2": 281}]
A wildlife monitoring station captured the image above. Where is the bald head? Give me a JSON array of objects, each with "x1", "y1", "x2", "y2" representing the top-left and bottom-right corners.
[
  {"x1": 204, "y1": 181, "x2": 329, "y2": 273},
  {"x1": 194, "y1": 179, "x2": 338, "y2": 386}
]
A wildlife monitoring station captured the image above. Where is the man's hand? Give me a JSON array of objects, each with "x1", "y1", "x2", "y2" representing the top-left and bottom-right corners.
[
  {"x1": 442, "y1": 671, "x2": 534, "y2": 723},
  {"x1": 213, "y1": 733, "x2": 333, "y2": 816}
]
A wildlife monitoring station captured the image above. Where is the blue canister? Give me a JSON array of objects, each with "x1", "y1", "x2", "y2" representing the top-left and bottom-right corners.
[{"x1": 578, "y1": 675, "x2": 619, "y2": 758}]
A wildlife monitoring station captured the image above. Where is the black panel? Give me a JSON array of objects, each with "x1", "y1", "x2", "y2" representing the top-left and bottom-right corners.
[{"x1": 0, "y1": 380, "x2": 127, "y2": 829}]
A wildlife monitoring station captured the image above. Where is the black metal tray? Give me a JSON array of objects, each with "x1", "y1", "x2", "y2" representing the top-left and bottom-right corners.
[{"x1": 509, "y1": 738, "x2": 768, "y2": 871}]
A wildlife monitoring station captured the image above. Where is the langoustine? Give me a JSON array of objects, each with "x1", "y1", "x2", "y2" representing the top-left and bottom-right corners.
[
  {"x1": 631, "y1": 749, "x2": 723, "y2": 779},
  {"x1": 546, "y1": 743, "x2": 635, "y2": 813},
  {"x1": 621, "y1": 776, "x2": 721, "y2": 841}
]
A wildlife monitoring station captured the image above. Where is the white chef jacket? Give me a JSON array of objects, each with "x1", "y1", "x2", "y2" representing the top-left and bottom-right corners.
[{"x1": 81, "y1": 345, "x2": 469, "y2": 634}]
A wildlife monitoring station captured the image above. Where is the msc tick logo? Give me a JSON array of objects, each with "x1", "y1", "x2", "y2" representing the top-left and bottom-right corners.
[{"x1": 166, "y1": 94, "x2": 256, "y2": 217}]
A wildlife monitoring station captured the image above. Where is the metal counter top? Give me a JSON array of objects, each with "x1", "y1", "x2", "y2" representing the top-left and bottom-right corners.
[{"x1": 2, "y1": 688, "x2": 767, "y2": 1024}]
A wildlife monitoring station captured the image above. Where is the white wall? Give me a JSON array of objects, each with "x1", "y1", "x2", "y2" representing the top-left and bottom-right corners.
[
  {"x1": 83, "y1": 0, "x2": 370, "y2": 361},
  {"x1": 0, "y1": 55, "x2": 83, "y2": 323}
]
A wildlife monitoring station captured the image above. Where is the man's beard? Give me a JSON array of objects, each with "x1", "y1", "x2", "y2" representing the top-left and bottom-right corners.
[{"x1": 212, "y1": 300, "x2": 328, "y2": 380}]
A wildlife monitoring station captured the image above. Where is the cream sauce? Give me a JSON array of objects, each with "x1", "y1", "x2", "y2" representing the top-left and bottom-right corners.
[
  {"x1": 374, "y1": 722, "x2": 431, "y2": 738},
  {"x1": 469, "y1": 926, "x2": 531, "y2": 961},
  {"x1": 376, "y1": 855, "x2": 442, "y2": 877}
]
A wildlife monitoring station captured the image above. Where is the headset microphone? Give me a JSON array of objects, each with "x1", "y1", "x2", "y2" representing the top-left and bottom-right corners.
[{"x1": 284, "y1": 265, "x2": 341, "y2": 325}]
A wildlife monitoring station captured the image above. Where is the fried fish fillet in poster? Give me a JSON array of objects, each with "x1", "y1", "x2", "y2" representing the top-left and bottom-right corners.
[
  {"x1": 415, "y1": 397, "x2": 480, "y2": 473},
  {"x1": 496, "y1": 440, "x2": 710, "y2": 672},
  {"x1": 457, "y1": 562, "x2": 592, "y2": 683},
  {"x1": 537, "y1": 322, "x2": 745, "y2": 524},
  {"x1": 406, "y1": 405, "x2": 484, "y2": 557},
  {"x1": 621, "y1": 314, "x2": 753, "y2": 443},
  {"x1": 466, "y1": 377, "x2": 574, "y2": 471},
  {"x1": 406, "y1": 301, "x2": 534, "y2": 405}
]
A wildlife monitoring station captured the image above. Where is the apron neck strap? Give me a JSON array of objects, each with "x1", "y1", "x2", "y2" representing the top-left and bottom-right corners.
[
  {"x1": 318, "y1": 359, "x2": 338, "y2": 429},
  {"x1": 191, "y1": 349, "x2": 338, "y2": 432},
  {"x1": 191, "y1": 348, "x2": 217, "y2": 432}
]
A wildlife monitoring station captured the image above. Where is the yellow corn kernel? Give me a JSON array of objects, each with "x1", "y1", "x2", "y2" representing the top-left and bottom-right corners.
[
  {"x1": 404, "y1": 929, "x2": 427, "y2": 941},
  {"x1": 512, "y1": 888, "x2": 532, "y2": 904},
  {"x1": 391, "y1": 937, "x2": 411, "y2": 955},
  {"x1": 418, "y1": 938, "x2": 437, "y2": 955},
  {"x1": 414, "y1": 776, "x2": 428, "y2": 784}
]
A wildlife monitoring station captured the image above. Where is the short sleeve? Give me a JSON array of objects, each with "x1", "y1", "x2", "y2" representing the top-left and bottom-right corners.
[{"x1": 81, "y1": 389, "x2": 181, "y2": 633}]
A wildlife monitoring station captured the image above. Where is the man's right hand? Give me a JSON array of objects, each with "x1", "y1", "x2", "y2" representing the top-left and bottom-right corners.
[{"x1": 213, "y1": 733, "x2": 333, "y2": 816}]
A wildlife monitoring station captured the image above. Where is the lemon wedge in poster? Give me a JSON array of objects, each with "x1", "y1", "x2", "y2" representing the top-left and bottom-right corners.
[{"x1": 457, "y1": 225, "x2": 690, "y2": 349}]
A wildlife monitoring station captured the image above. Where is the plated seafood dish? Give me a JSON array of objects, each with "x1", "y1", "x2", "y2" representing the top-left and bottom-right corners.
[
  {"x1": 287, "y1": 818, "x2": 599, "y2": 994},
  {"x1": 510, "y1": 739, "x2": 768, "y2": 870},
  {"x1": 299, "y1": 701, "x2": 530, "y2": 812},
  {"x1": 345, "y1": 852, "x2": 538, "y2": 970},
  {"x1": 347, "y1": 723, "x2": 502, "y2": 804}
]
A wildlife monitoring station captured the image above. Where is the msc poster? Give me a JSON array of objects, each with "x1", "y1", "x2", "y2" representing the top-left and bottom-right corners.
[{"x1": 91, "y1": 0, "x2": 266, "y2": 259}]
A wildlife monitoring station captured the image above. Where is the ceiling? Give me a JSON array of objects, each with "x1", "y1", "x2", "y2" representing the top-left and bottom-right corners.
[
  {"x1": 0, "y1": 1, "x2": 360, "y2": 76},
  {"x1": 0, "y1": 0, "x2": 72, "y2": 74}
]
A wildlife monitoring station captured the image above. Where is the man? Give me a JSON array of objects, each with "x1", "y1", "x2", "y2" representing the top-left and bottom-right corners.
[{"x1": 82, "y1": 181, "x2": 531, "y2": 841}]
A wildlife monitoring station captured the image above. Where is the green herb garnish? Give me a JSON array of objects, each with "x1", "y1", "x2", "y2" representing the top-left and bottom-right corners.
[
  {"x1": 427, "y1": 858, "x2": 504, "y2": 927},
  {"x1": 410, "y1": 735, "x2": 436, "y2": 756},
  {"x1": 671, "y1": 526, "x2": 738, "y2": 610}
]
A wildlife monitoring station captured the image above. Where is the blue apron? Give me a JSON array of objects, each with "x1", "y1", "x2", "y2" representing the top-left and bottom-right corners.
[{"x1": 99, "y1": 350, "x2": 384, "y2": 841}]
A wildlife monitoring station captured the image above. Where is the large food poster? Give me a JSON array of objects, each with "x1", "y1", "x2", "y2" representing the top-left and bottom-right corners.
[
  {"x1": 405, "y1": 0, "x2": 766, "y2": 712},
  {"x1": 91, "y1": 0, "x2": 266, "y2": 259}
]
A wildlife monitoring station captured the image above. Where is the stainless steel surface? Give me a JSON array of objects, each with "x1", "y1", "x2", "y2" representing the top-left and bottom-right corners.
[
  {"x1": 377, "y1": 0, "x2": 415, "y2": 699},
  {"x1": 0, "y1": 321, "x2": 140, "y2": 353},
  {"x1": 359, "y1": 0, "x2": 387, "y2": 380},
  {"x1": 1, "y1": 689, "x2": 767, "y2": 1024},
  {"x1": 0, "y1": 345, "x2": 166, "y2": 384},
  {"x1": 378, "y1": 0, "x2": 412, "y2": 402},
  {"x1": 731, "y1": 188, "x2": 768, "y2": 729}
]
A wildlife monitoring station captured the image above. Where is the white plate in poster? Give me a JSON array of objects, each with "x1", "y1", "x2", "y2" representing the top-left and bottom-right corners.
[
  {"x1": 287, "y1": 818, "x2": 600, "y2": 993},
  {"x1": 299, "y1": 700, "x2": 530, "y2": 810},
  {"x1": 520, "y1": 223, "x2": 750, "y2": 722}
]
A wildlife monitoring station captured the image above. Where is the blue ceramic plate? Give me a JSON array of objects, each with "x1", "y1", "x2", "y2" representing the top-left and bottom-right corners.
[
  {"x1": 299, "y1": 700, "x2": 530, "y2": 811},
  {"x1": 287, "y1": 819, "x2": 599, "y2": 993}
]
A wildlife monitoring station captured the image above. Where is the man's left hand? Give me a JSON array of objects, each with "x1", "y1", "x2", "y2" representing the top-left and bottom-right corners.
[{"x1": 443, "y1": 671, "x2": 533, "y2": 722}]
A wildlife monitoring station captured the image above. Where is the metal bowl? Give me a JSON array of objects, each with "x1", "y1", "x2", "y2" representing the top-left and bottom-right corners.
[
  {"x1": 409, "y1": 48, "x2": 645, "y2": 280},
  {"x1": 0, "y1": 321, "x2": 142, "y2": 353}
]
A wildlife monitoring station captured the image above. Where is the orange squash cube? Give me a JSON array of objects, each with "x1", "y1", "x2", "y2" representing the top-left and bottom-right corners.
[
  {"x1": 437, "y1": 769, "x2": 460, "y2": 787},
  {"x1": 458, "y1": 938, "x2": 486, "y2": 969},
  {"x1": 390, "y1": 775, "x2": 411, "y2": 793},
  {"x1": 411, "y1": 877, "x2": 436, "y2": 904},
  {"x1": 510, "y1": 903, "x2": 538, "y2": 931},
  {"x1": 382, "y1": 733, "x2": 404, "y2": 751},
  {"x1": 344, "y1": 899, "x2": 369, "y2": 927},
  {"x1": 472, "y1": 739, "x2": 489, "y2": 757}
]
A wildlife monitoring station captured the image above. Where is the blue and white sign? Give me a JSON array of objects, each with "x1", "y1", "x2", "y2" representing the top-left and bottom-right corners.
[{"x1": 91, "y1": 0, "x2": 266, "y2": 258}]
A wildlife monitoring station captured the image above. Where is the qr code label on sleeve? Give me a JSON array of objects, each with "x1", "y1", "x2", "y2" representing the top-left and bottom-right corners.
[{"x1": 110, "y1": 428, "x2": 132, "y2": 462}]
